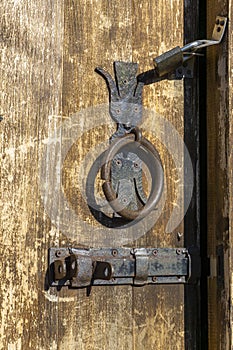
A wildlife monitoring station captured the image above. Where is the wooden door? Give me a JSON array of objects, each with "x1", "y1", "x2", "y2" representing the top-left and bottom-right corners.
[{"x1": 0, "y1": 1, "x2": 201, "y2": 349}]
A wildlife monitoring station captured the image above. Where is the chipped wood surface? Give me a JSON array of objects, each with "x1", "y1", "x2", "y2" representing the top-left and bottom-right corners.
[{"x1": 0, "y1": 1, "x2": 200, "y2": 349}]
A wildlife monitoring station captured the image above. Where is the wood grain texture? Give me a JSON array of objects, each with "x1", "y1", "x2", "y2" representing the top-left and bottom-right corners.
[
  {"x1": 206, "y1": 2, "x2": 231, "y2": 349},
  {"x1": 0, "y1": 1, "x2": 64, "y2": 349},
  {"x1": 0, "y1": 0, "x2": 200, "y2": 349}
]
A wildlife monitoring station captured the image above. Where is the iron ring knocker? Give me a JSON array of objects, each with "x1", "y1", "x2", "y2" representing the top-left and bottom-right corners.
[{"x1": 101, "y1": 133, "x2": 164, "y2": 221}]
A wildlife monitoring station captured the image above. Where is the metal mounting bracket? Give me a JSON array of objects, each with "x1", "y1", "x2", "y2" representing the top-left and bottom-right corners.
[
  {"x1": 181, "y1": 15, "x2": 227, "y2": 54},
  {"x1": 48, "y1": 247, "x2": 191, "y2": 288}
]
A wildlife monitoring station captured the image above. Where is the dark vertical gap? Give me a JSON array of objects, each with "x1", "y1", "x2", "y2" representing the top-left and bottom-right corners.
[
  {"x1": 198, "y1": 1, "x2": 208, "y2": 349},
  {"x1": 183, "y1": 1, "x2": 200, "y2": 346},
  {"x1": 184, "y1": 0, "x2": 207, "y2": 349}
]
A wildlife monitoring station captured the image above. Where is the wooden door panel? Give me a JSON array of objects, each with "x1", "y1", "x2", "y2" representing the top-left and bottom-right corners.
[{"x1": 0, "y1": 1, "x2": 200, "y2": 349}]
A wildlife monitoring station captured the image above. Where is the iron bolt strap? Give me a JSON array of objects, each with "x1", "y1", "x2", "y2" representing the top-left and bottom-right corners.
[{"x1": 49, "y1": 248, "x2": 191, "y2": 288}]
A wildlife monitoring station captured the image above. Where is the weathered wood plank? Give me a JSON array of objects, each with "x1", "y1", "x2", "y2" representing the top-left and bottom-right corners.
[
  {"x1": 229, "y1": 4, "x2": 233, "y2": 350},
  {"x1": 207, "y1": 2, "x2": 230, "y2": 349},
  {"x1": 0, "y1": 1, "x2": 64, "y2": 349},
  {"x1": 130, "y1": 1, "x2": 186, "y2": 349},
  {"x1": 58, "y1": 2, "x2": 134, "y2": 349}
]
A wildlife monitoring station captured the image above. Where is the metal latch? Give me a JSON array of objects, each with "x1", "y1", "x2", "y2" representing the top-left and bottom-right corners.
[
  {"x1": 138, "y1": 16, "x2": 227, "y2": 83},
  {"x1": 49, "y1": 247, "x2": 191, "y2": 288}
]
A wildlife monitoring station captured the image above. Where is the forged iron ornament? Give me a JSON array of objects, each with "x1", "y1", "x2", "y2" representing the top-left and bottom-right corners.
[{"x1": 95, "y1": 61, "x2": 165, "y2": 222}]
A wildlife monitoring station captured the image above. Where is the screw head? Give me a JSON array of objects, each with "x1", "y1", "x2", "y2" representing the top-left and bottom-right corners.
[
  {"x1": 152, "y1": 249, "x2": 158, "y2": 256},
  {"x1": 121, "y1": 197, "x2": 127, "y2": 204},
  {"x1": 177, "y1": 68, "x2": 183, "y2": 75},
  {"x1": 115, "y1": 159, "x2": 122, "y2": 167},
  {"x1": 112, "y1": 249, "x2": 118, "y2": 257},
  {"x1": 56, "y1": 250, "x2": 62, "y2": 257},
  {"x1": 176, "y1": 249, "x2": 181, "y2": 255}
]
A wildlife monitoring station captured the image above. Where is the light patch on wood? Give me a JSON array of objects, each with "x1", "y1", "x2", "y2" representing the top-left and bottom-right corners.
[{"x1": 43, "y1": 291, "x2": 77, "y2": 303}]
